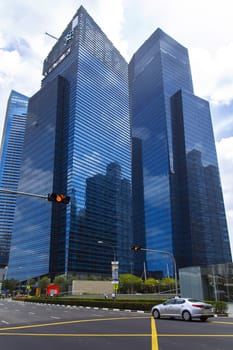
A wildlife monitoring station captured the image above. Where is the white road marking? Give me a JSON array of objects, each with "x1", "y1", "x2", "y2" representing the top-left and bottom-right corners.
[{"x1": 1, "y1": 320, "x2": 10, "y2": 324}]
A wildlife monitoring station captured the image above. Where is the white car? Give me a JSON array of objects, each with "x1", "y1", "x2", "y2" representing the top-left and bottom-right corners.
[{"x1": 151, "y1": 297, "x2": 214, "y2": 321}]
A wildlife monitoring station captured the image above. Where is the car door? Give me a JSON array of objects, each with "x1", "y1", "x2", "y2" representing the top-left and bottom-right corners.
[
  {"x1": 162, "y1": 299, "x2": 176, "y2": 316},
  {"x1": 173, "y1": 298, "x2": 186, "y2": 316}
]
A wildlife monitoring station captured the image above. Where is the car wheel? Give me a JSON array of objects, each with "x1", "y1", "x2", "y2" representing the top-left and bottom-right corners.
[
  {"x1": 200, "y1": 316, "x2": 208, "y2": 322},
  {"x1": 182, "y1": 310, "x2": 192, "y2": 321},
  {"x1": 152, "y1": 309, "x2": 160, "y2": 319}
]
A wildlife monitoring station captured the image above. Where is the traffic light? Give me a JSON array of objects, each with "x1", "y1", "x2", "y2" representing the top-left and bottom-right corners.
[
  {"x1": 47, "y1": 193, "x2": 70, "y2": 204},
  {"x1": 131, "y1": 246, "x2": 141, "y2": 251}
]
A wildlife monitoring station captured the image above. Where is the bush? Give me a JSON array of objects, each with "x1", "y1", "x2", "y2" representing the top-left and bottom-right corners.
[
  {"x1": 208, "y1": 301, "x2": 228, "y2": 314},
  {"x1": 14, "y1": 296, "x2": 228, "y2": 315},
  {"x1": 13, "y1": 296, "x2": 166, "y2": 312}
]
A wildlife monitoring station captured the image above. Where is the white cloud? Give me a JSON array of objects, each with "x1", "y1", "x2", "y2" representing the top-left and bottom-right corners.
[{"x1": 190, "y1": 43, "x2": 233, "y2": 104}]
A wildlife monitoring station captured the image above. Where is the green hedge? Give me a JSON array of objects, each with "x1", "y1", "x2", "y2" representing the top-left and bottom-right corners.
[
  {"x1": 207, "y1": 301, "x2": 228, "y2": 314},
  {"x1": 14, "y1": 296, "x2": 228, "y2": 314},
  {"x1": 14, "y1": 296, "x2": 165, "y2": 312}
]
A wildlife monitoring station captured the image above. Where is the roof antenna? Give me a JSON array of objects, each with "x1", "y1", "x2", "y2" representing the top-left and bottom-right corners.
[{"x1": 45, "y1": 32, "x2": 58, "y2": 41}]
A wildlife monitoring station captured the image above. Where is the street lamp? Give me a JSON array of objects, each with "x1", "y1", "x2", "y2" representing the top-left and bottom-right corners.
[
  {"x1": 131, "y1": 246, "x2": 178, "y2": 295},
  {"x1": 97, "y1": 240, "x2": 116, "y2": 261},
  {"x1": 97, "y1": 240, "x2": 119, "y2": 296}
]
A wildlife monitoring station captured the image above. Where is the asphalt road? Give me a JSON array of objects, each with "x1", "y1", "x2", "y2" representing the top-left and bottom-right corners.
[{"x1": 0, "y1": 298, "x2": 233, "y2": 350}]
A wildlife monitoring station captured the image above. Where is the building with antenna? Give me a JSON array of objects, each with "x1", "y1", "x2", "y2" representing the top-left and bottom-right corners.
[
  {"x1": 7, "y1": 6, "x2": 132, "y2": 281},
  {"x1": 4, "y1": 6, "x2": 231, "y2": 282}
]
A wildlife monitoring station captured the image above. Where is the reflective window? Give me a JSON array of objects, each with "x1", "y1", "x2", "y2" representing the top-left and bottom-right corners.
[
  {"x1": 130, "y1": 28, "x2": 231, "y2": 276},
  {"x1": 0, "y1": 91, "x2": 28, "y2": 267},
  {"x1": 7, "y1": 7, "x2": 132, "y2": 281}
]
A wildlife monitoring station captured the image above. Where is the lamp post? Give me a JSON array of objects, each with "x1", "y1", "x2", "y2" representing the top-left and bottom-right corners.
[
  {"x1": 131, "y1": 246, "x2": 178, "y2": 295},
  {"x1": 97, "y1": 240, "x2": 116, "y2": 261},
  {"x1": 97, "y1": 240, "x2": 118, "y2": 297}
]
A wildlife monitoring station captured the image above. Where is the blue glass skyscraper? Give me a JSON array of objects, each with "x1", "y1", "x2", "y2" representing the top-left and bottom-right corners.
[
  {"x1": 6, "y1": 9, "x2": 231, "y2": 282},
  {"x1": 0, "y1": 91, "x2": 28, "y2": 267},
  {"x1": 129, "y1": 29, "x2": 232, "y2": 275},
  {"x1": 7, "y1": 6, "x2": 132, "y2": 281}
]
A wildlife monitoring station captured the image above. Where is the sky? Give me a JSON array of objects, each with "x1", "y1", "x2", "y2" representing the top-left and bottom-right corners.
[{"x1": 0, "y1": 0, "x2": 233, "y2": 254}]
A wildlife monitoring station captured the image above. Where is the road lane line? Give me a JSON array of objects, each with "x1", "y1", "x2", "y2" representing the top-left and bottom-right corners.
[
  {"x1": 1, "y1": 321, "x2": 9, "y2": 325},
  {"x1": 0, "y1": 316, "x2": 149, "y2": 331},
  {"x1": 0, "y1": 332, "x2": 150, "y2": 337},
  {"x1": 0, "y1": 333, "x2": 233, "y2": 338},
  {"x1": 212, "y1": 321, "x2": 233, "y2": 325},
  {"x1": 151, "y1": 317, "x2": 159, "y2": 350},
  {"x1": 158, "y1": 334, "x2": 233, "y2": 337}
]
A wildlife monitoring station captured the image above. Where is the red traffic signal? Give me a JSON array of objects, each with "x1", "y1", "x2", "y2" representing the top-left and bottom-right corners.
[
  {"x1": 47, "y1": 193, "x2": 70, "y2": 204},
  {"x1": 131, "y1": 246, "x2": 141, "y2": 251}
]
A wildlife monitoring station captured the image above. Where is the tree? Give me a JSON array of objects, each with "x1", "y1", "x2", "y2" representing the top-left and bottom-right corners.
[
  {"x1": 27, "y1": 278, "x2": 36, "y2": 286},
  {"x1": 119, "y1": 274, "x2": 143, "y2": 294},
  {"x1": 160, "y1": 277, "x2": 176, "y2": 292},
  {"x1": 53, "y1": 274, "x2": 77, "y2": 294},
  {"x1": 144, "y1": 278, "x2": 160, "y2": 293},
  {"x1": 38, "y1": 276, "x2": 50, "y2": 294},
  {"x1": 1, "y1": 279, "x2": 19, "y2": 294},
  {"x1": 53, "y1": 275, "x2": 66, "y2": 285}
]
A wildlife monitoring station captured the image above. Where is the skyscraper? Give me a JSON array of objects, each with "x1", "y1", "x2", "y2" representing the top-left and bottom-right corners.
[
  {"x1": 7, "y1": 6, "x2": 132, "y2": 281},
  {"x1": 5, "y1": 8, "x2": 231, "y2": 282},
  {"x1": 129, "y1": 29, "x2": 232, "y2": 275},
  {"x1": 0, "y1": 91, "x2": 28, "y2": 267}
]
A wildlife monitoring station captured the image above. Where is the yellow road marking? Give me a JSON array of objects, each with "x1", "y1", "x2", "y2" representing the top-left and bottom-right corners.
[
  {"x1": 0, "y1": 333, "x2": 150, "y2": 337},
  {"x1": 151, "y1": 317, "x2": 159, "y2": 350},
  {"x1": 158, "y1": 334, "x2": 233, "y2": 337},
  {"x1": 212, "y1": 321, "x2": 233, "y2": 325},
  {"x1": 0, "y1": 316, "x2": 149, "y2": 331},
  {"x1": 0, "y1": 332, "x2": 232, "y2": 338},
  {"x1": 0, "y1": 316, "x2": 232, "y2": 341}
]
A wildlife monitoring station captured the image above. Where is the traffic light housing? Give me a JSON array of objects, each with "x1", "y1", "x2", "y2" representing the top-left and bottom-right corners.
[
  {"x1": 131, "y1": 246, "x2": 141, "y2": 251},
  {"x1": 47, "y1": 193, "x2": 70, "y2": 204}
]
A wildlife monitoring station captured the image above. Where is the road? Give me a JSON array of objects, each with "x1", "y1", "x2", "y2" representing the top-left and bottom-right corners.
[{"x1": 0, "y1": 298, "x2": 233, "y2": 349}]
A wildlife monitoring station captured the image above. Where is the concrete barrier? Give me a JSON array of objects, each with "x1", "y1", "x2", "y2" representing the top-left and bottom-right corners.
[
  {"x1": 72, "y1": 280, "x2": 113, "y2": 296},
  {"x1": 227, "y1": 303, "x2": 233, "y2": 317}
]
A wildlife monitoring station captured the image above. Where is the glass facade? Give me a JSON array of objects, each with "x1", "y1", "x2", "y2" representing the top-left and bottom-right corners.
[
  {"x1": 171, "y1": 90, "x2": 232, "y2": 267},
  {"x1": 180, "y1": 264, "x2": 233, "y2": 302},
  {"x1": 5, "y1": 9, "x2": 231, "y2": 282},
  {"x1": 7, "y1": 6, "x2": 132, "y2": 281},
  {"x1": 0, "y1": 91, "x2": 28, "y2": 267},
  {"x1": 129, "y1": 29, "x2": 231, "y2": 276}
]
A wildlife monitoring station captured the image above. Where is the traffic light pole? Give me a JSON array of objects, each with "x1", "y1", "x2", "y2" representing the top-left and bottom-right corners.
[
  {"x1": 133, "y1": 247, "x2": 178, "y2": 295},
  {"x1": 0, "y1": 189, "x2": 70, "y2": 204},
  {"x1": 0, "y1": 188, "x2": 47, "y2": 199}
]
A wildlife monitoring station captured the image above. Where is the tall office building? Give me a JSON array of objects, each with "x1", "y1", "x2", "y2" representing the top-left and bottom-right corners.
[
  {"x1": 6, "y1": 9, "x2": 231, "y2": 281},
  {"x1": 0, "y1": 91, "x2": 28, "y2": 267},
  {"x1": 129, "y1": 29, "x2": 232, "y2": 275},
  {"x1": 7, "y1": 6, "x2": 132, "y2": 281}
]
